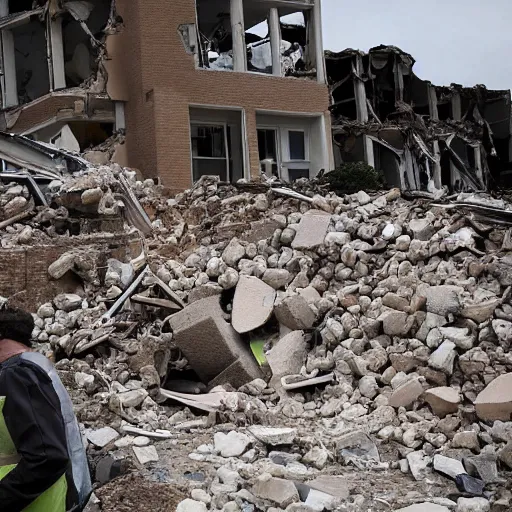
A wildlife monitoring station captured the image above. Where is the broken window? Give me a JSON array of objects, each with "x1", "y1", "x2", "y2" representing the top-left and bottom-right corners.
[
  {"x1": 196, "y1": 0, "x2": 233, "y2": 70},
  {"x1": 195, "y1": 0, "x2": 315, "y2": 78},
  {"x1": 13, "y1": 18, "x2": 50, "y2": 104}
]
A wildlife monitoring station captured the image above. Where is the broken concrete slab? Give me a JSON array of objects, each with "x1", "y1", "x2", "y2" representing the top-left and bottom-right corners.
[
  {"x1": 167, "y1": 296, "x2": 262, "y2": 388},
  {"x1": 306, "y1": 476, "x2": 350, "y2": 499},
  {"x1": 424, "y1": 387, "x2": 461, "y2": 418},
  {"x1": 252, "y1": 475, "x2": 300, "y2": 508},
  {"x1": 266, "y1": 331, "x2": 307, "y2": 389},
  {"x1": 464, "y1": 453, "x2": 502, "y2": 484},
  {"x1": 132, "y1": 445, "x2": 159, "y2": 465},
  {"x1": 86, "y1": 427, "x2": 120, "y2": 448},
  {"x1": 337, "y1": 430, "x2": 380, "y2": 464},
  {"x1": 248, "y1": 426, "x2": 297, "y2": 446},
  {"x1": 433, "y1": 454, "x2": 466, "y2": 479},
  {"x1": 274, "y1": 295, "x2": 316, "y2": 330},
  {"x1": 176, "y1": 499, "x2": 208, "y2": 512},
  {"x1": 407, "y1": 451, "x2": 431, "y2": 481},
  {"x1": 428, "y1": 341, "x2": 457, "y2": 375},
  {"x1": 389, "y1": 378, "x2": 424, "y2": 408},
  {"x1": 291, "y1": 210, "x2": 332, "y2": 250},
  {"x1": 395, "y1": 505, "x2": 450, "y2": 512},
  {"x1": 474, "y1": 374, "x2": 512, "y2": 421},
  {"x1": 231, "y1": 276, "x2": 276, "y2": 334}
]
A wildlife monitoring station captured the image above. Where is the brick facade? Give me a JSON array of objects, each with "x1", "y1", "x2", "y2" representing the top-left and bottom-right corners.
[{"x1": 113, "y1": 0, "x2": 331, "y2": 191}]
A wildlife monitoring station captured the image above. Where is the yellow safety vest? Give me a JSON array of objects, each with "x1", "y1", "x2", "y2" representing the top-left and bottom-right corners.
[{"x1": 0, "y1": 397, "x2": 67, "y2": 511}]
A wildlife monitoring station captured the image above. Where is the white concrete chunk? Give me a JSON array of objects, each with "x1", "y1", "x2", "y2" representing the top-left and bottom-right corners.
[{"x1": 232, "y1": 276, "x2": 276, "y2": 334}]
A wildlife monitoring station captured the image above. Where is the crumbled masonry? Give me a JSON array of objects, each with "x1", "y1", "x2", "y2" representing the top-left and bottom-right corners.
[{"x1": 1, "y1": 163, "x2": 511, "y2": 510}]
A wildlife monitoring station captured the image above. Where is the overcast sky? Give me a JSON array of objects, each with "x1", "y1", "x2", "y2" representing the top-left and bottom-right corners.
[{"x1": 321, "y1": 0, "x2": 512, "y2": 90}]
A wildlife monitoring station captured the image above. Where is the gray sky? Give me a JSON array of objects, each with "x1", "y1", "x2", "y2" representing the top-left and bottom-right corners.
[{"x1": 321, "y1": 0, "x2": 512, "y2": 90}]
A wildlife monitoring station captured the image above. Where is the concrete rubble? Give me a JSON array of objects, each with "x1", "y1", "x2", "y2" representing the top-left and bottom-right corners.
[{"x1": 0, "y1": 160, "x2": 512, "y2": 510}]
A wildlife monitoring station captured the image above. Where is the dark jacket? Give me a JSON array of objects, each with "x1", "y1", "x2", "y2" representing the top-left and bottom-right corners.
[{"x1": 0, "y1": 345, "x2": 91, "y2": 512}]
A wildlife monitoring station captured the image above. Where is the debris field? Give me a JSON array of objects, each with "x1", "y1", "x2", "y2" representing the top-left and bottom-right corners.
[{"x1": 2, "y1": 166, "x2": 512, "y2": 512}]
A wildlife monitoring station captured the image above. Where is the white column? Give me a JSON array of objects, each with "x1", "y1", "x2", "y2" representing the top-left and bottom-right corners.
[
  {"x1": 313, "y1": 0, "x2": 325, "y2": 83},
  {"x1": 50, "y1": 15, "x2": 66, "y2": 89},
  {"x1": 230, "y1": 0, "x2": 246, "y2": 72},
  {"x1": 0, "y1": 0, "x2": 18, "y2": 107},
  {"x1": 364, "y1": 135, "x2": 375, "y2": 168},
  {"x1": 354, "y1": 55, "x2": 368, "y2": 123},
  {"x1": 269, "y1": 7, "x2": 281, "y2": 77}
]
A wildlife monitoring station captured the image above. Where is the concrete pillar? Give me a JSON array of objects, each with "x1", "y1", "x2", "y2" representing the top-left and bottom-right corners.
[
  {"x1": 428, "y1": 84, "x2": 439, "y2": 121},
  {"x1": 115, "y1": 101, "x2": 126, "y2": 130},
  {"x1": 451, "y1": 92, "x2": 462, "y2": 121},
  {"x1": 394, "y1": 60, "x2": 404, "y2": 102},
  {"x1": 432, "y1": 140, "x2": 442, "y2": 189},
  {"x1": 364, "y1": 135, "x2": 375, "y2": 168},
  {"x1": 313, "y1": 0, "x2": 325, "y2": 83},
  {"x1": 269, "y1": 7, "x2": 281, "y2": 77},
  {"x1": 50, "y1": 16, "x2": 66, "y2": 89},
  {"x1": 474, "y1": 144, "x2": 484, "y2": 185},
  {"x1": 354, "y1": 55, "x2": 368, "y2": 123},
  {"x1": 0, "y1": 0, "x2": 18, "y2": 108},
  {"x1": 230, "y1": 0, "x2": 247, "y2": 72}
]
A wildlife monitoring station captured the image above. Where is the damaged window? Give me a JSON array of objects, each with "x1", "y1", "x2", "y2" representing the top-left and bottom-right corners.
[
  {"x1": 62, "y1": 0, "x2": 111, "y2": 87},
  {"x1": 195, "y1": 0, "x2": 315, "y2": 78},
  {"x1": 13, "y1": 18, "x2": 50, "y2": 104}
]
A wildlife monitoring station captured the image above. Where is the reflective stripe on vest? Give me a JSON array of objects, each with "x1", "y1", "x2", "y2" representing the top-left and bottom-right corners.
[{"x1": 0, "y1": 396, "x2": 67, "y2": 512}]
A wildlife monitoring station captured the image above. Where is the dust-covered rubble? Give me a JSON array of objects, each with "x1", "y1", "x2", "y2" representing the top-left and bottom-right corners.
[{"x1": 3, "y1": 168, "x2": 512, "y2": 511}]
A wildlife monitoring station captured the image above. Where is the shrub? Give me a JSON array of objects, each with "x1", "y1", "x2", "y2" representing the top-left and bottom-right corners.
[{"x1": 324, "y1": 162, "x2": 385, "y2": 194}]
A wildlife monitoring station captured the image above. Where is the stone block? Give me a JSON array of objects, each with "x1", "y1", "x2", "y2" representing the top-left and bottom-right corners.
[
  {"x1": 474, "y1": 373, "x2": 512, "y2": 421},
  {"x1": 266, "y1": 331, "x2": 307, "y2": 388},
  {"x1": 252, "y1": 476, "x2": 300, "y2": 508},
  {"x1": 424, "y1": 387, "x2": 460, "y2": 418},
  {"x1": 275, "y1": 296, "x2": 316, "y2": 330},
  {"x1": 389, "y1": 378, "x2": 424, "y2": 408}
]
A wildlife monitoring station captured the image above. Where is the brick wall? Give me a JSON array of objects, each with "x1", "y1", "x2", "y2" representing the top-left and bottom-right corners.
[
  {"x1": 114, "y1": 0, "x2": 331, "y2": 190},
  {"x1": 0, "y1": 234, "x2": 142, "y2": 312}
]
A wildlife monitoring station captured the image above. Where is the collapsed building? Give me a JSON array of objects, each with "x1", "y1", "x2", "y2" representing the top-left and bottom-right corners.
[
  {"x1": 326, "y1": 46, "x2": 512, "y2": 193},
  {"x1": 0, "y1": 0, "x2": 333, "y2": 192}
]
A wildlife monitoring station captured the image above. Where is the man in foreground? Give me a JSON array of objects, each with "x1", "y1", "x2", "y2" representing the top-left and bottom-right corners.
[{"x1": 0, "y1": 305, "x2": 91, "y2": 511}]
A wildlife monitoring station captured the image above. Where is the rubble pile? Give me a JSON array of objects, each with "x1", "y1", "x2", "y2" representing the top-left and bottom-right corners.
[{"x1": 9, "y1": 172, "x2": 512, "y2": 511}]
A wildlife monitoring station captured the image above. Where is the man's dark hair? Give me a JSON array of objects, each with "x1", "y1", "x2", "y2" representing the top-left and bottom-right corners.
[{"x1": 0, "y1": 306, "x2": 34, "y2": 347}]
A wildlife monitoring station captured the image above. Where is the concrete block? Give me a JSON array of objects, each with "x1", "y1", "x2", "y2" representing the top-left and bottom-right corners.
[
  {"x1": 252, "y1": 476, "x2": 300, "y2": 508},
  {"x1": 168, "y1": 296, "x2": 261, "y2": 387}
]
